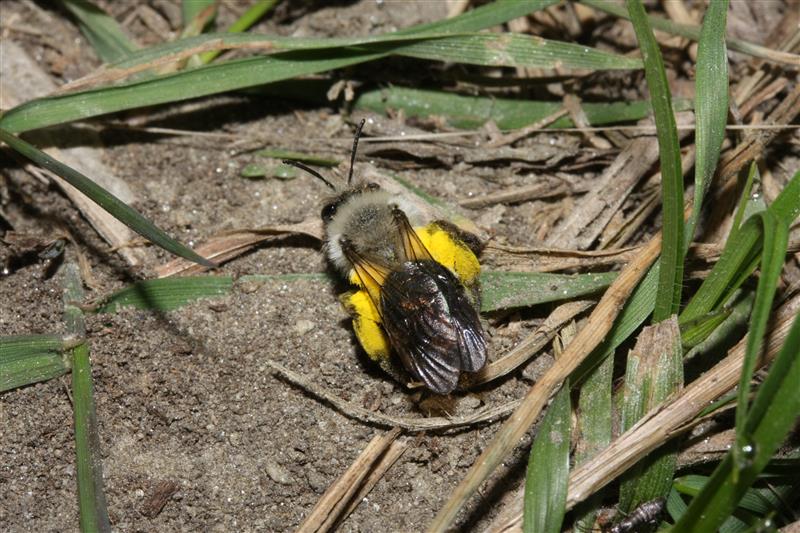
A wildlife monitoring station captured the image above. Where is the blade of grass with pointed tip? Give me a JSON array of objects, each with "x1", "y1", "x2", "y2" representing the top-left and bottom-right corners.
[
  {"x1": 479, "y1": 271, "x2": 617, "y2": 312},
  {"x1": 359, "y1": 33, "x2": 642, "y2": 71},
  {"x1": 355, "y1": 87, "x2": 692, "y2": 130},
  {"x1": 0, "y1": 128, "x2": 213, "y2": 268},
  {"x1": 95, "y1": 275, "x2": 235, "y2": 313},
  {"x1": 733, "y1": 211, "x2": 788, "y2": 468},
  {"x1": 0, "y1": 31, "x2": 639, "y2": 134},
  {"x1": 60, "y1": 0, "x2": 138, "y2": 62},
  {"x1": 626, "y1": 0, "x2": 684, "y2": 322},
  {"x1": 680, "y1": 171, "x2": 800, "y2": 325},
  {"x1": 687, "y1": 0, "x2": 729, "y2": 246},
  {"x1": 670, "y1": 311, "x2": 800, "y2": 532},
  {"x1": 523, "y1": 383, "x2": 571, "y2": 533},
  {"x1": 0, "y1": 0, "x2": 555, "y2": 133},
  {"x1": 64, "y1": 263, "x2": 110, "y2": 533},
  {"x1": 580, "y1": 0, "x2": 800, "y2": 66},
  {"x1": 0, "y1": 334, "x2": 69, "y2": 392}
]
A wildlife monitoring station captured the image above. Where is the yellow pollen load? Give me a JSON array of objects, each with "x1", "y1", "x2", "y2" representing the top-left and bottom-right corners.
[{"x1": 343, "y1": 223, "x2": 481, "y2": 364}]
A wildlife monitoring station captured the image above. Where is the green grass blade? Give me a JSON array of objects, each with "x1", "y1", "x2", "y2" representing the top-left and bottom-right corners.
[
  {"x1": 0, "y1": 128, "x2": 214, "y2": 268},
  {"x1": 95, "y1": 276, "x2": 235, "y2": 313},
  {"x1": 356, "y1": 87, "x2": 692, "y2": 130},
  {"x1": 626, "y1": 0, "x2": 684, "y2": 321},
  {"x1": 673, "y1": 304, "x2": 800, "y2": 533},
  {"x1": 688, "y1": 0, "x2": 729, "y2": 246},
  {"x1": 60, "y1": 0, "x2": 138, "y2": 63},
  {"x1": 94, "y1": 271, "x2": 615, "y2": 314},
  {"x1": 670, "y1": 310, "x2": 800, "y2": 531},
  {"x1": 64, "y1": 263, "x2": 110, "y2": 533},
  {"x1": 573, "y1": 348, "x2": 613, "y2": 531},
  {"x1": 0, "y1": 51, "x2": 381, "y2": 134},
  {"x1": 0, "y1": 335, "x2": 69, "y2": 392},
  {"x1": 734, "y1": 211, "x2": 788, "y2": 460},
  {"x1": 618, "y1": 317, "x2": 683, "y2": 511},
  {"x1": 680, "y1": 171, "x2": 800, "y2": 325},
  {"x1": 0, "y1": 30, "x2": 639, "y2": 135},
  {"x1": 365, "y1": 33, "x2": 642, "y2": 70},
  {"x1": 479, "y1": 271, "x2": 617, "y2": 312},
  {"x1": 580, "y1": 0, "x2": 800, "y2": 66},
  {"x1": 199, "y1": 0, "x2": 279, "y2": 64},
  {"x1": 523, "y1": 383, "x2": 571, "y2": 533}
]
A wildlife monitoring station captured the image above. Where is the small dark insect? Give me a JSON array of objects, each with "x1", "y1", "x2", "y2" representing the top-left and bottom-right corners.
[{"x1": 608, "y1": 497, "x2": 667, "y2": 533}]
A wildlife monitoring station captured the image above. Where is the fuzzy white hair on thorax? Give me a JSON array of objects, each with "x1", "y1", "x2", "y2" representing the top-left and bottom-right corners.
[{"x1": 324, "y1": 188, "x2": 426, "y2": 278}]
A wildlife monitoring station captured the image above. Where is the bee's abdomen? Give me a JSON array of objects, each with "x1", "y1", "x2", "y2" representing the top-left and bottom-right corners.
[{"x1": 379, "y1": 260, "x2": 486, "y2": 394}]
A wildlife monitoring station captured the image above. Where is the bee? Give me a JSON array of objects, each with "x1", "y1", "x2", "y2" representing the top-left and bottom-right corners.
[{"x1": 284, "y1": 120, "x2": 487, "y2": 394}]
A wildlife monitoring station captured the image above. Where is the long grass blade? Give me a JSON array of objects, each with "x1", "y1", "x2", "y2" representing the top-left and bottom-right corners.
[
  {"x1": 523, "y1": 383, "x2": 571, "y2": 533},
  {"x1": 355, "y1": 86, "x2": 691, "y2": 130},
  {"x1": 733, "y1": 211, "x2": 788, "y2": 467},
  {"x1": 626, "y1": 0, "x2": 684, "y2": 321},
  {"x1": 687, "y1": 0, "x2": 729, "y2": 246},
  {"x1": 0, "y1": 128, "x2": 214, "y2": 268},
  {"x1": 64, "y1": 263, "x2": 110, "y2": 533},
  {"x1": 618, "y1": 318, "x2": 683, "y2": 511}
]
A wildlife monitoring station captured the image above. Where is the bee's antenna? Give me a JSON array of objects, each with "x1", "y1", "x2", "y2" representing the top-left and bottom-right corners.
[
  {"x1": 282, "y1": 160, "x2": 336, "y2": 190},
  {"x1": 348, "y1": 118, "x2": 366, "y2": 185}
]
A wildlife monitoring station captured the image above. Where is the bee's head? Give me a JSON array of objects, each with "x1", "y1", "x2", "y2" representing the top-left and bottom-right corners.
[
  {"x1": 320, "y1": 182, "x2": 380, "y2": 224},
  {"x1": 283, "y1": 118, "x2": 370, "y2": 226}
]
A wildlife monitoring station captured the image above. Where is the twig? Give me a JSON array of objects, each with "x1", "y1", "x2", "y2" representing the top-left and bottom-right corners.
[
  {"x1": 297, "y1": 428, "x2": 402, "y2": 533},
  {"x1": 467, "y1": 300, "x2": 594, "y2": 386},
  {"x1": 266, "y1": 360, "x2": 519, "y2": 432}
]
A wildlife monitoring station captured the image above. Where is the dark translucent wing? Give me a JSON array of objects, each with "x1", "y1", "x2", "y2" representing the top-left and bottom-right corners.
[
  {"x1": 391, "y1": 206, "x2": 434, "y2": 262},
  {"x1": 380, "y1": 260, "x2": 486, "y2": 394}
]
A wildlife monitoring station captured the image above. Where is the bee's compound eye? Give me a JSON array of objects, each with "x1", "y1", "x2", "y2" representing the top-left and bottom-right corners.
[{"x1": 321, "y1": 203, "x2": 337, "y2": 222}]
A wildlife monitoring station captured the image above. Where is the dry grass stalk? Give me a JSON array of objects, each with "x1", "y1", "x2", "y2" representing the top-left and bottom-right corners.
[
  {"x1": 468, "y1": 300, "x2": 593, "y2": 386},
  {"x1": 266, "y1": 360, "x2": 521, "y2": 432},
  {"x1": 545, "y1": 113, "x2": 693, "y2": 250},
  {"x1": 155, "y1": 220, "x2": 323, "y2": 277},
  {"x1": 297, "y1": 428, "x2": 402, "y2": 533}
]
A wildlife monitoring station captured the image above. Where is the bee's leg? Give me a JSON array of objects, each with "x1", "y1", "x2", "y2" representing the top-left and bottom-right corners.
[
  {"x1": 416, "y1": 221, "x2": 483, "y2": 305},
  {"x1": 340, "y1": 290, "x2": 390, "y2": 364}
]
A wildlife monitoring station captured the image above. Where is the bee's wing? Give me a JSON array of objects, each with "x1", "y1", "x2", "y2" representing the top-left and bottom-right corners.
[
  {"x1": 391, "y1": 206, "x2": 434, "y2": 262},
  {"x1": 380, "y1": 260, "x2": 486, "y2": 394}
]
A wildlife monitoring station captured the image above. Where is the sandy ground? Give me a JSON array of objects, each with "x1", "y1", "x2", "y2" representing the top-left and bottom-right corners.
[{"x1": 2, "y1": 1, "x2": 798, "y2": 532}]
